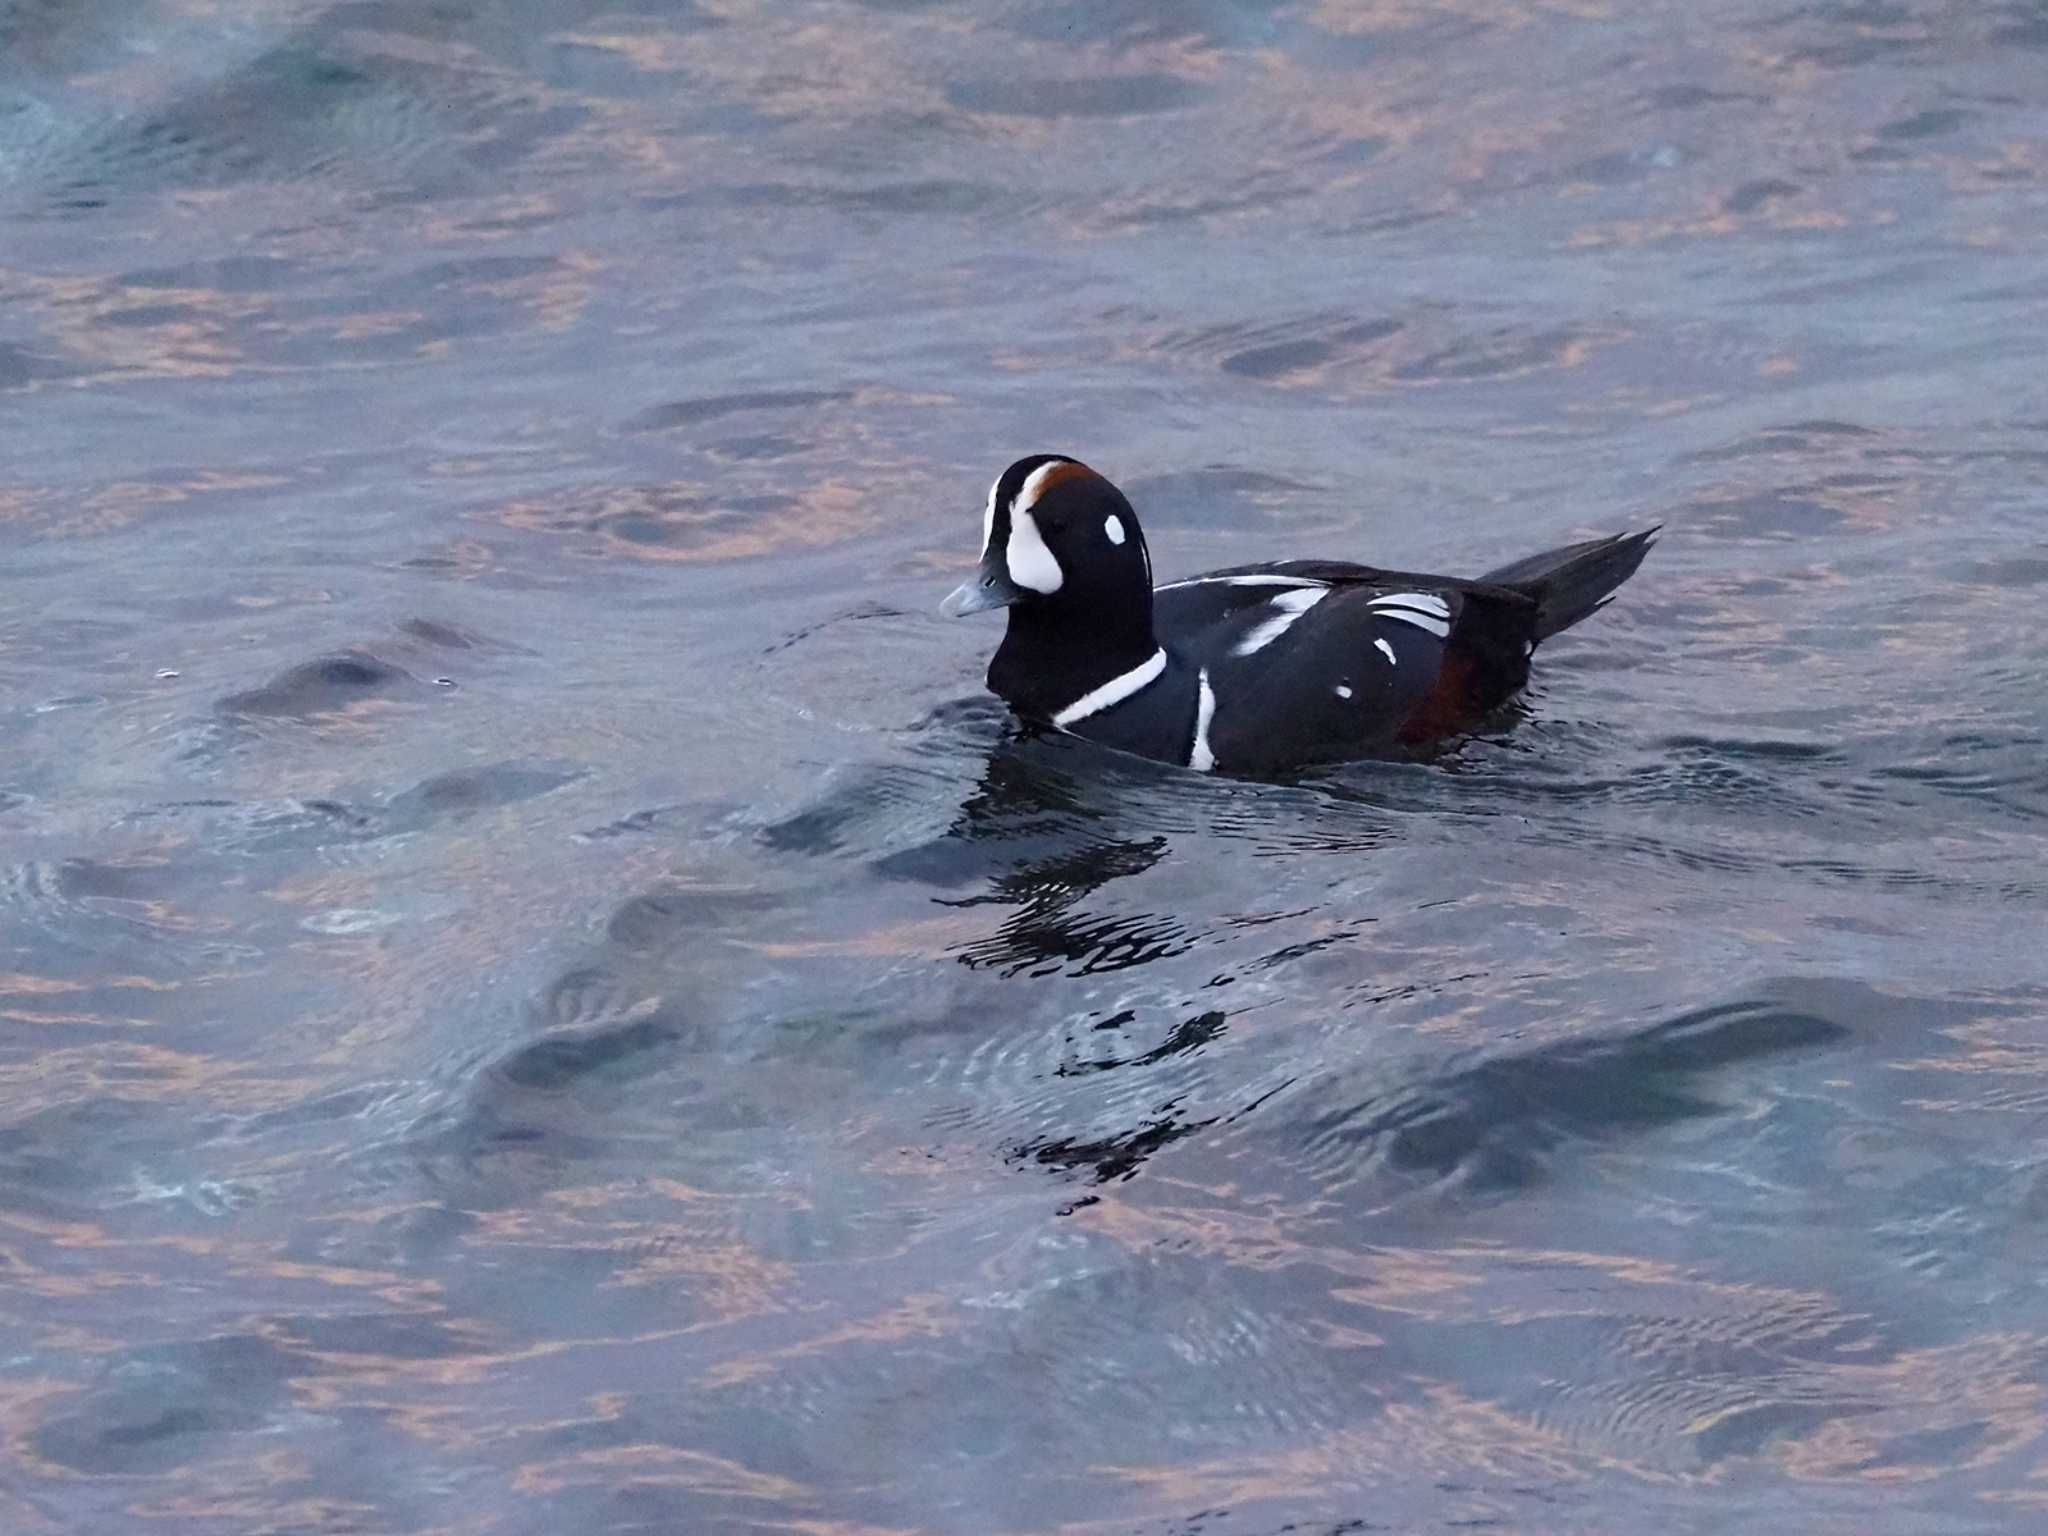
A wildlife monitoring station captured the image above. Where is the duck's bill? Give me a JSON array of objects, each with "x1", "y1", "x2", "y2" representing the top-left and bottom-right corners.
[{"x1": 941, "y1": 563, "x2": 1026, "y2": 617}]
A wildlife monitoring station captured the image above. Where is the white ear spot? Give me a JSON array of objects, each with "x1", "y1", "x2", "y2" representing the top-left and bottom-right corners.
[
  {"x1": 1005, "y1": 507, "x2": 1063, "y2": 595},
  {"x1": 1335, "y1": 684, "x2": 1354, "y2": 699},
  {"x1": 1104, "y1": 514, "x2": 1126, "y2": 546}
]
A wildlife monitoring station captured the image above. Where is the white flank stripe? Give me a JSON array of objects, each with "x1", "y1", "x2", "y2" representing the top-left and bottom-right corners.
[
  {"x1": 1006, "y1": 507, "x2": 1064, "y2": 594},
  {"x1": 1232, "y1": 587, "x2": 1327, "y2": 656},
  {"x1": 1376, "y1": 608, "x2": 1449, "y2": 639},
  {"x1": 1051, "y1": 648, "x2": 1166, "y2": 727},
  {"x1": 1188, "y1": 668, "x2": 1217, "y2": 772},
  {"x1": 1371, "y1": 592, "x2": 1452, "y2": 640},
  {"x1": 1371, "y1": 590, "x2": 1450, "y2": 618},
  {"x1": 1374, "y1": 638, "x2": 1396, "y2": 665},
  {"x1": 1155, "y1": 574, "x2": 1326, "y2": 592}
]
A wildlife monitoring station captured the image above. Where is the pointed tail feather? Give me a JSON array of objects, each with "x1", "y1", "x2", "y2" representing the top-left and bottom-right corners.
[{"x1": 1480, "y1": 527, "x2": 1659, "y2": 641}]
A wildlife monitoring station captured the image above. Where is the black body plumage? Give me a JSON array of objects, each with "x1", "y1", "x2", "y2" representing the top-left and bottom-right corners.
[{"x1": 943, "y1": 455, "x2": 1656, "y2": 774}]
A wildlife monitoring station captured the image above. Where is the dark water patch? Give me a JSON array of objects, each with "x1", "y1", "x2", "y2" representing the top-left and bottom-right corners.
[
  {"x1": 1682, "y1": 490, "x2": 1845, "y2": 540},
  {"x1": 493, "y1": 482, "x2": 802, "y2": 558},
  {"x1": 1770, "y1": 2, "x2": 1941, "y2": 70},
  {"x1": 1224, "y1": 320, "x2": 1402, "y2": 381},
  {"x1": 1965, "y1": 552, "x2": 2048, "y2": 587},
  {"x1": 492, "y1": 1012, "x2": 689, "y2": 1092},
  {"x1": 1879, "y1": 107, "x2": 1968, "y2": 139},
  {"x1": 1688, "y1": 419, "x2": 1881, "y2": 460},
  {"x1": 948, "y1": 74, "x2": 1203, "y2": 118},
  {"x1": 1017, "y1": 1100, "x2": 1217, "y2": 1184},
  {"x1": 385, "y1": 762, "x2": 582, "y2": 823},
  {"x1": 757, "y1": 762, "x2": 973, "y2": 860},
  {"x1": 1566, "y1": 145, "x2": 1688, "y2": 187},
  {"x1": 1643, "y1": 84, "x2": 1772, "y2": 110},
  {"x1": 272, "y1": 1311, "x2": 485, "y2": 1363},
  {"x1": 763, "y1": 600, "x2": 914, "y2": 656},
  {"x1": 1991, "y1": 2, "x2": 2048, "y2": 47},
  {"x1": 604, "y1": 882, "x2": 789, "y2": 954},
  {"x1": 1869, "y1": 739, "x2": 2048, "y2": 821},
  {"x1": 533, "y1": 966, "x2": 656, "y2": 1031},
  {"x1": 1056, "y1": 1009, "x2": 1227, "y2": 1077},
  {"x1": 1139, "y1": 312, "x2": 1402, "y2": 384},
  {"x1": 707, "y1": 178, "x2": 997, "y2": 215},
  {"x1": 1114, "y1": 462, "x2": 1318, "y2": 528},
  {"x1": 1659, "y1": 733, "x2": 1845, "y2": 764},
  {"x1": 953, "y1": 897, "x2": 1194, "y2": 978},
  {"x1": 709, "y1": 431, "x2": 805, "y2": 461},
  {"x1": 575, "y1": 803, "x2": 691, "y2": 841},
  {"x1": 0, "y1": 338, "x2": 77, "y2": 388},
  {"x1": 215, "y1": 1083, "x2": 396, "y2": 1144},
  {"x1": 1292, "y1": 1000, "x2": 1849, "y2": 1197},
  {"x1": 120, "y1": 253, "x2": 300, "y2": 292},
  {"x1": 413, "y1": 253, "x2": 562, "y2": 289},
  {"x1": 0, "y1": 855, "x2": 239, "y2": 974},
  {"x1": 41, "y1": 43, "x2": 437, "y2": 212},
  {"x1": 1724, "y1": 177, "x2": 1802, "y2": 214},
  {"x1": 999, "y1": 0, "x2": 1277, "y2": 47},
  {"x1": 34, "y1": 1334, "x2": 301, "y2": 1474},
  {"x1": 397, "y1": 616, "x2": 537, "y2": 654},
  {"x1": 627, "y1": 388, "x2": 852, "y2": 432},
  {"x1": 217, "y1": 651, "x2": 413, "y2": 717},
  {"x1": 1388, "y1": 325, "x2": 1601, "y2": 385},
  {"x1": 0, "y1": 1096, "x2": 182, "y2": 1216}
]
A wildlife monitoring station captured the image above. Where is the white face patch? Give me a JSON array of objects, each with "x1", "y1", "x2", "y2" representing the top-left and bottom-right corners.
[
  {"x1": 1005, "y1": 506, "x2": 1063, "y2": 595},
  {"x1": 1104, "y1": 514, "x2": 1125, "y2": 546}
]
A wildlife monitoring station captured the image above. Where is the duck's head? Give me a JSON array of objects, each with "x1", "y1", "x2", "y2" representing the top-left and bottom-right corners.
[{"x1": 941, "y1": 455, "x2": 1152, "y2": 621}]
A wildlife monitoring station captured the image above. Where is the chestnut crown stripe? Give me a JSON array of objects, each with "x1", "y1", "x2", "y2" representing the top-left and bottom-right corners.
[{"x1": 1015, "y1": 458, "x2": 1095, "y2": 513}]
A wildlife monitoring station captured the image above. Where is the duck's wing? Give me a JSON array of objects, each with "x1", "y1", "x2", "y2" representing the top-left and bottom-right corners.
[{"x1": 1155, "y1": 570, "x2": 1545, "y2": 769}]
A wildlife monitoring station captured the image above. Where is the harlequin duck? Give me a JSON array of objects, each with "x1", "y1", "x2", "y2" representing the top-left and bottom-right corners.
[{"x1": 942, "y1": 454, "x2": 1656, "y2": 773}]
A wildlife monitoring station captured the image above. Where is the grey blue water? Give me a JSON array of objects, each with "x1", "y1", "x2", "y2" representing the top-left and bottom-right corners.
[{"x1": 3, "y1": 2, "x2": 2047, "y2": 1531}]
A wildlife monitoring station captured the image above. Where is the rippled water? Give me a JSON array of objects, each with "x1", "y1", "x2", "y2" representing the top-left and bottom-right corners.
[{"x1": 4, "y1": 2, "x2": 2048, "y2": 1531}]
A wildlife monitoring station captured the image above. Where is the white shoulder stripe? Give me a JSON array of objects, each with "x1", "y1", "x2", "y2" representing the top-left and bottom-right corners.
[
  {"x1": 1155, "y1": 574, "x2": 1327, "y2": 592},
  {"x1": 1231, "y1": 587, "x2": 1327, "y2": 656},
  {"x1": 1051, "y1": 648, "x2": 1167, "y2": 727},
  {"x1": 1188, "y1": 668, "x2": 1217, "y2": 771}
]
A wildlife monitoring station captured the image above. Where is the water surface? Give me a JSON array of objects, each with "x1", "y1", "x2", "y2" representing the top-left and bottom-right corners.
[{"x1": 4, "y1": 1, "x2": 2048, "y2": 1531}]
